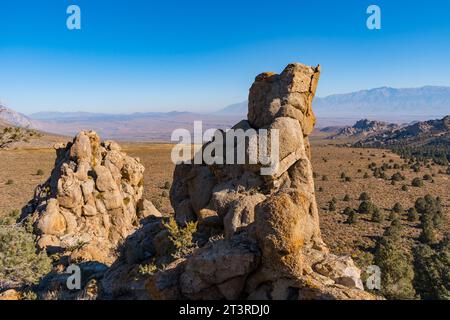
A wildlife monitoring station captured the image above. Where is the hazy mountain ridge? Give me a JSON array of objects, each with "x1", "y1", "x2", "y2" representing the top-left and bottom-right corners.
[
  {"x1": 214, "y1": 101, "x2": 247, "y2": 115},
  {"x1": 2, "y1": 85, "x2": 449, "y2": 141},
  {"x1": 313, "y1": 86, "x2": 450, "y2": 116},
  {"x1": 216, "y1": 86, "x2": 450, "y2": 118}
]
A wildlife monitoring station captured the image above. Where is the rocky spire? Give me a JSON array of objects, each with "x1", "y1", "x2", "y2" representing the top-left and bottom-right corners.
[
  {"x1": 24, "y1": 131, "x2": 160, "y2": 265},
  {"x1": 101, "y1": 63, "x2": 378, "y2": 300}
]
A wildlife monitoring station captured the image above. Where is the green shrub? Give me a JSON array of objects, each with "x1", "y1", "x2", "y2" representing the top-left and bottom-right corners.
[
  {"x1": 371, "y1": 207, "x2": 384, "y2": 223},
  {"x1": 359, "y1": 192, "x2": 370, "y2": 201},
  {"x1": 138, "y1": 263, "x2": 158, "y2": 275},
  {"x1": 343, "y1": 207, "x2": 353, "y2": 215},
  {"x1": 343, "y1": 194, "x2": 351, "y2": 202},
  {"x1": 392, "y1": 202, "x2": 404, "y2": 214},
  {"x1": 420, "y1": 215, "x2": 436, "y2": 244},
  {"x1": 163, "y1": 181, "x2": 171, "y2": 189},
  {"x1": 358, "y1": 201, "x2": 376, "y2": 215},
  {"x1": 328, "y1": 201, "x2": 336, "y2": 212},
  {"x1": 163, "y1": 217, "x2": 197, "y2": 257},
  {"x1": 5, "y1": 179, "x2": 14, "y2": 185},
  {"x1": 413, "y1": 238, "x2": 450, "y2": 300},
  {"x1": 415, "y1": 198, "x2": 427, "y2": 214},
  {"x1": 21, "y1": 290, "x2": 37, "y2": 300},
  {"x1": 0, "y1": 210, "x2": 20, "y2": 226},
  {"x1": 412, "y1": 177, "x2": 424, "y2": 187},
  {"x1": 0, "y1": 224, "x2": 52, "y2": 288},
  {"x1": 391, "y1": 172, "x2": 405, "y2": 182},
  {"x1": 346, "y1": 210, "x2": 357, "y2": 224},
  {"x1": 389, "y1": 211, "x2": 399, "y2": 221},
  {"x1": 401, "y1": 185, "x2": 408, "y2": 191},
  {"x1": 374, "y1": 222, "x2": 416, "y2": 299},
  {"x1": 407, "y1": 208, "x2": 418, "y2": 222},
  {"x1": 36, "y1": 169, "x2": 44, "y2": 176}
]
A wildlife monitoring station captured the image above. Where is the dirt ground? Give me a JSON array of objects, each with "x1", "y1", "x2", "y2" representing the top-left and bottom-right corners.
[{"x1": 1, "y1": 140, "x2": 448, "y2": 268}]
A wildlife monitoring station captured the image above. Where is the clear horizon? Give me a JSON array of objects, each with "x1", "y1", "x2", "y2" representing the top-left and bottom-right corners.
[{"x1": 1, "y1": 0, "x2": 450, "y2": 114}]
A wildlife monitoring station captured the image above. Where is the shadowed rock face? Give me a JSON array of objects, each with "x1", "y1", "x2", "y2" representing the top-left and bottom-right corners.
[{"x1": 24, "y1": 131, "x2": 160, "y2": 265}]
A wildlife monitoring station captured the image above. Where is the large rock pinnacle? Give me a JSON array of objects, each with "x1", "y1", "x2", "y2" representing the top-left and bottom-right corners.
[{"x1": 132, "y1": 62, "x2": 377, "y2": 300}]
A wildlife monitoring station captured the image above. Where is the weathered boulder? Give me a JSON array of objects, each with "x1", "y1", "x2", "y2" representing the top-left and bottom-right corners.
[
  {"x1": 24, "y1": 131, "x2": 160, "y2": 265},
  {"x1": 0, "y1": 289, "x2": 21, "y2": 300}
]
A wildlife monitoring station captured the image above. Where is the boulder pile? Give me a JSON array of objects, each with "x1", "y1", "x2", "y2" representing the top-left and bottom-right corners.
[{"x1": 24, "y1": 131, "x2": 159, "y2": 265}]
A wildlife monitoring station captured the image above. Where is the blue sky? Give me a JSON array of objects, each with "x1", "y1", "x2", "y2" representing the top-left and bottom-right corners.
[{"x1": 0, "y1": 0, "x2": 449, "y2": 114}]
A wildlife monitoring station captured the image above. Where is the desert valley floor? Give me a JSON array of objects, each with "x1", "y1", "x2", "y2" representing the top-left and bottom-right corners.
[{"x1": 0, "y1": 136, "x2": 448, "y2": 272}]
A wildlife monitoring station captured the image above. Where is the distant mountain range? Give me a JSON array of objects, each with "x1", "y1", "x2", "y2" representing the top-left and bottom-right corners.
[
  {"x1": 214, "y1": 101, "x2": 247, "y2": 116},
  {"x1": 1, "y1": 85, "x2": 449, "y2": 141},
  {"x1": 313, "y1": 86, "x2": 450, "y2": 117},
  {"x1": 216, "y1": 86, "x2": 450, "y2": 121}
]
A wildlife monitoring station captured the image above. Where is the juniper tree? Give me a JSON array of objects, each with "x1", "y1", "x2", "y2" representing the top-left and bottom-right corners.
[
  {"x1": 413, "y1": 237, "x2": 450, "y2": 300},
  {"x1": 371, "y1": 207, "x2": 383, "y2": 223},
  {"x1": 374, "y1": 222, "x2": 416, "y2": 300},
  {"x1": 346, "y1": 209, "x2": 357, "y2": 224},
  {"x1": 359, "y1": 192, "x2": 370, "y2": 201},
  {"x1": 407, "y1": 207, "x2": 418, "y2": 222},
  {"x1": 0, "y1": 215, "x2": 52, "y2": 289}
]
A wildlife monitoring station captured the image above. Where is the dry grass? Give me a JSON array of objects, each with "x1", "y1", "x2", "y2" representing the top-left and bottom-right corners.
[
  {"x1": 1, "y1": 140, "x2": 448, "y2": 269},
  {"x1": 312, "y1": 144, "x2": 449, "y2": 262},
  {"x1": 0, "y1": 148, "x2": 56, "y2": 214}
]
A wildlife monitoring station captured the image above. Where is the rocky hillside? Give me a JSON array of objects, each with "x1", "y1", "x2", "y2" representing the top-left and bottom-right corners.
[
  {"x1": 355, "y1": 116, "x2": 449, "y2": 147},
  {"x1": 354, "y1": 116, "x2": 450, "y2": 165},
  {"x1": 0, "y1": 126, "x2": 43, "y2": 148},
  {"x1": 0, "y1": 124, "x2": 68, "y2": 149},
  {"x1": 327, "y1": 119, "x2": 399, "y2": 139},
  {"x1": 0, "y1": 105, "x2": 34, "y2": 128}
]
